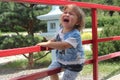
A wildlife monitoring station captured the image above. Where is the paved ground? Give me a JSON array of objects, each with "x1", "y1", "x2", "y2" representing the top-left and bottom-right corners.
[
  {"x1": 0, "y1": 55, "x2": 26, "y2": 64},
  {"x1": 107, "y1": 74, "x2": 120, "y2": 80}
]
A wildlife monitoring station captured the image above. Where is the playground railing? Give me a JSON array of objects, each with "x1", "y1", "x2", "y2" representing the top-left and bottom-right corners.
[{"x1": 0, "y1": 0, "x2": 120, "y2": 80}]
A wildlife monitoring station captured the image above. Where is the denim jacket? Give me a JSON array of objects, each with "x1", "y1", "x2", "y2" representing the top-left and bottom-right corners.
[{"x1": 55, "y1": 28, "x2": 85, "y2": 65}]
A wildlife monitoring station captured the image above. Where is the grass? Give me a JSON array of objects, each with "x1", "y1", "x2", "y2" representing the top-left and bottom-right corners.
[
  {"x1": 80, "y1": 61, "x2": 120, "y2": 80},
  {"x1": 0, "y1": 59, "x2": 28, "y2": 69},
  {"x1": 99, "y1": 61, "x2": 120, "y2": 74},
  {"x1": 79, "y1": 49, "x2": 120, "y2": 79},
  {"x1": 0, "y1": 52, "x2": 52, "y2": 69},
  {"x1": 34, "y1": 52, "x2": 52, "y2": 68}
]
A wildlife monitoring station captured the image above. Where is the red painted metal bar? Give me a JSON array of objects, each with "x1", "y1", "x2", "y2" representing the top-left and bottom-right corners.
[
  {"x1": 85, "y1": 51, "x2": 120, "y2": 64},
  {"x1": 10, "y1": 68, "x2": 61, "y2": 80},
  {"x1": 82, "y1": 35, "x2": 120, "y2": 45},
  {"x1": 0, "y1": 46, "x2": 40, "y2": 57},
  {"x1": 1, "y1": 0, "x2": 120, "y2": 11},
  {"x1": 0, "y1": 1, "x2": 120, "y2": 80},
  {"x1": 10, "y1": 51, "x2": 120, "y2": 80},
  {"x1": 98, "y1": 51, "x2": 120, "y2": 62},
  {"x1": 85, "y1": 59, "x2": 93, "y2": 65},
  {"x1": 0, "y1": 46, "x2": 50, "y2": 57},
  {"x1": 0, "y1": 40, "x2": 90, "y2": 57},
  {"x1": 82, "y1": 35, "x2": 120, "y2": 44},
  {"x1": 92, "y1": 8, "x2": 98, "y2": 80},
  {"x1": 98, "y1": 36, "x2": 120, "y2": 43},
  {"x1": 82, "y1": 39, "x2": 92, "y2": 44},
  {"x1": 1, "y1": 35, "x2": 119, "y2": 57}
]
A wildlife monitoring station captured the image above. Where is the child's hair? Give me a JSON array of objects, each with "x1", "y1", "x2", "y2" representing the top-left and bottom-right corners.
[{"x1": 62, "y1": 4, "x2": 85, "y2": 31}]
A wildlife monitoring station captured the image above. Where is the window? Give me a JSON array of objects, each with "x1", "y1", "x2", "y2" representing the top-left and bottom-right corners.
[{"x1": 50, "y1": 23, "x2": 56, "y2": 29}]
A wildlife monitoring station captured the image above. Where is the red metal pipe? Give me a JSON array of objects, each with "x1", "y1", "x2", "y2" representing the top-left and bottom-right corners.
[
  {"x1": 0, "y1": 46, "x2": 50, "y2": 57},
  {"x1": 1, "y1": 35, "x2": 120, "y2": 58},
  {"x1": 92, "y1": 8, "x2": 98, "y2": 80},
  {"x1": 98, "y1": 51, "x2": 120, "y2": 61},
  {"x1": 0, "y1": 46, "x2": 40, "y2": 57},
  {"x1": 9, "y1": 51, "x2": 120, "y2": 80},
  {"x1": 0, "y1": 39, "x2": 92, "y2": 58},
  {"x1": 0, "y1": 1, "x2": 120, "y2": 80},
  {"x1": 0, "y1": 0, "x2": 120, "y2": 11},
  {"x1": 10, "y1": 68, "x2": 61, "y2": 80},
  {"x1": 98, "y1": 36, "x2": 120, "y2": 43}
]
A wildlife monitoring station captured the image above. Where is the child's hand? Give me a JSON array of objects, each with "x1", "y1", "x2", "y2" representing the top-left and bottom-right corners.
[
  {"x1": 36, "y1": 42, "x2": 44, "y2": 47},
  {"x1": 36, "y1": 43, "x2": 41, "y2": 46},
  {"x1": 47, "y1": 39, "x2": 55, "y2": 42},
  {"x1": 38, "y1": 39, "x2": 55, "y2": 46},
  {"x1": 36, "y1": 41, "x2": 51, "y2": 48}
]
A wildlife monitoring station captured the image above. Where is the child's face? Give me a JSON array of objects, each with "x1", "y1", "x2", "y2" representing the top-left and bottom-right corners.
[{"x1": 60, "y1": 7, "x2": 78, "y2": 30}]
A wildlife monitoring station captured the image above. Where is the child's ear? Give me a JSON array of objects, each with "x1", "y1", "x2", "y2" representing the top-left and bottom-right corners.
[
  {"x1": 76, "y1": 20, "x2": 80, "y2": 25},
  {"x1": 75, "y1": 22, "x2": 79, "y2": 25}
]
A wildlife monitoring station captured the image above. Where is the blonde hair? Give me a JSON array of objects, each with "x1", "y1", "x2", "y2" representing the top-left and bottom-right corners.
[{"x1": 62, "y1": 4, "x2": 85, "y2": 31}]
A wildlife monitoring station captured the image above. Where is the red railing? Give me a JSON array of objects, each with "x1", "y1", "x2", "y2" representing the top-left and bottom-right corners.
[{"x1": 0, "y1": 0, "x2": 120, "y2": 80}]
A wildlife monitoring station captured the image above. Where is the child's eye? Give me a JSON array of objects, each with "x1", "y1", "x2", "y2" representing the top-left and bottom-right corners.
[
  {"x1": 69, "y1": 12, "x2": 73, "y2": 15},
  {"x1": 63, "y1": 12, "x2": 72, "y2": 15},
  {"x1": 64, "y1": 12, "x2": 67, "y2": 14}
]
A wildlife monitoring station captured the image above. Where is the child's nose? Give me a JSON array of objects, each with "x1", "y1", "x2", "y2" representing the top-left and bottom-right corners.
[{"x1": 65, "y1": 13, "x2": 69, "y2": 16}]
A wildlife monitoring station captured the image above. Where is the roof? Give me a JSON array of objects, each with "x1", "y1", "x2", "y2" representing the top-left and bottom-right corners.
[{"x1": 37, "y1": 6, "x2": 63, "y2": 20}]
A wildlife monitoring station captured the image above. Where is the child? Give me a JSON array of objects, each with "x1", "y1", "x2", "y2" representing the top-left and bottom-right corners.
[{"x1": 37, "y1": 4, "x2": 85, "y2": 80}]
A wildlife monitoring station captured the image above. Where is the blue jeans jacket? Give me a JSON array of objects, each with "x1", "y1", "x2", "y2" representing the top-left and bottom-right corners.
[{"x1": 55, "y1": 28, "x2": 85, "y2": 65}]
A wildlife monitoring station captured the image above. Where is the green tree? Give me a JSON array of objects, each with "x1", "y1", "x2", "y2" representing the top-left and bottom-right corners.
[
  {"x1": 0, "y1": 2, "x2": 50, "y2": 34},
  {"x1": 76, "y1": 0, "x2": 120, "y2": 16},
  {"x1": 99, "y1": 22, "x2": 120, "y2": 62},
  {"x1": 0, "y1": 2, "x2": 51, "y2": 68}
]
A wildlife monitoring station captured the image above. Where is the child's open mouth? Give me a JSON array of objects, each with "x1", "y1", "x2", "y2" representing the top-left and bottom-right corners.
[{"x1": 63, "y1": 19, "x2": 69, "y2": 22}]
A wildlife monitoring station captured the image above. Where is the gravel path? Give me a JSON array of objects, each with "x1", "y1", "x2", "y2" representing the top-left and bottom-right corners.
[
  {"x1": 0, "y1": 56, "x2": 93, "y2": 80},
  {"x1": 0, "y1": 55, "x2": 114, "y2": 80},
  {"x1": 0, "y1": 67, "x2": 48, "y2": 80},
  {"x1": 0, "y1": 67, "x2": 93, "y2": 80}
]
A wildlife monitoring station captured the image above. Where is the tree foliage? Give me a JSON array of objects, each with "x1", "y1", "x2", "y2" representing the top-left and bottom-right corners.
[
  {"x1": 0, "y1": 2, "x2": 50, "y2": 35},
  {"x1": 76, "y1": 0, "x2": 120, "y2": 16},
  {"x1": 0, "y1": 2, "x2": 51, "y2": 68},
  {"x1": 98, "y1": 22, "x2": 120, "y2": 62}
]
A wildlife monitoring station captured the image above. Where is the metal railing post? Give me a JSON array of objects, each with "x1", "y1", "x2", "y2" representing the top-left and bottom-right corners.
[{"x1": 91, "y1": 8, "x2": 98, "y2": 80}]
